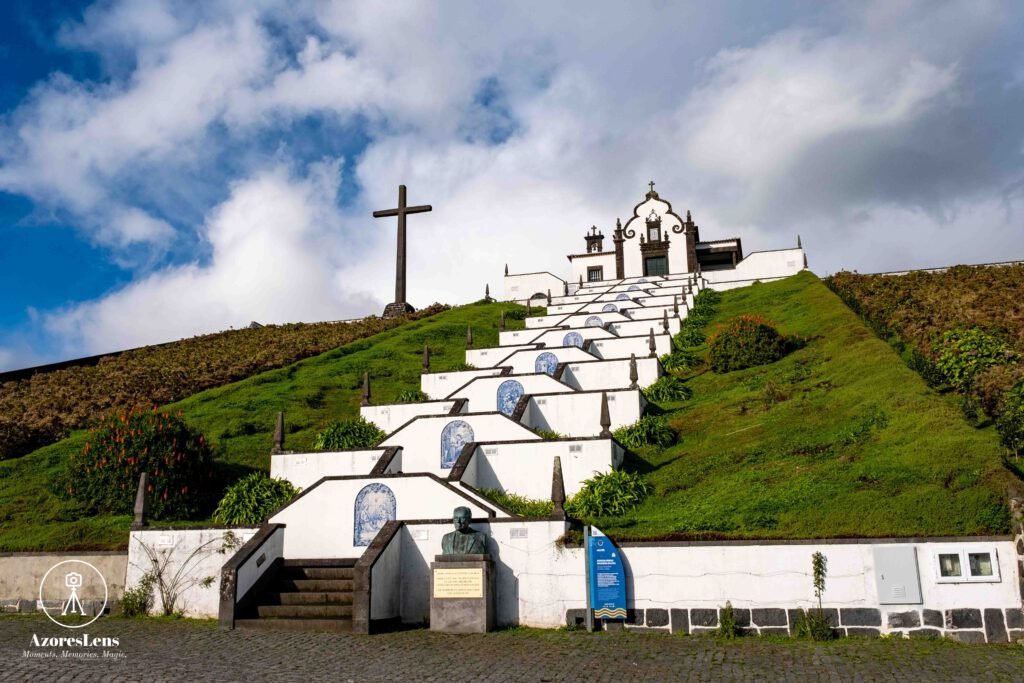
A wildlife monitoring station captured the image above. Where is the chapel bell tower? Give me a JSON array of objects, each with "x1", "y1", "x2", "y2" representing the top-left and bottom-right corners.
[{"x1": 584, "y1": 226, "x2": 604, "y2": 253}]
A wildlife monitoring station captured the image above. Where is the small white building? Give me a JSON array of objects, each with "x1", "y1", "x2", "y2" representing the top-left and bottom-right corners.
[{"x1": 504, "y1": 183, "x2": 807, "y2": 300}]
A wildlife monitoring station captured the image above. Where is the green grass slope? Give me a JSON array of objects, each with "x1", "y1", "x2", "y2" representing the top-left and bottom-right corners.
[
  {"x1": 599, "y1": 271, "x2": 1014, "y2": 540},
  {"x1": 0, "y1": 301, "x2": 526, "y2": 551}
]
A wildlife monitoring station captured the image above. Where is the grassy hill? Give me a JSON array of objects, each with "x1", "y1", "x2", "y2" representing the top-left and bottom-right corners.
[
  {"x1": 0, "y1": 307, "x2": 447, "y2": 461},
  {"x1": 0, "y1": 272, "x2": 1016, "y2": 551},
  {"x1": 0, "y1": 300, "x2": 525, "y2": 551},
  {"x1": 597, "y1": 271, "x2": 1014, "y2": 540}
]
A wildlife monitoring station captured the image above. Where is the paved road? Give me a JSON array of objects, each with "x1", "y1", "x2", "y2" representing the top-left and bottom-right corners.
[{"x1": 2, "y1": 615, "x2": 1023, "y2": 682}]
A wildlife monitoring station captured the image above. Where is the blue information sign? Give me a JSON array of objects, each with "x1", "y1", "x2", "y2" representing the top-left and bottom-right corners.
[{"x1": 588, "y1": 527, "x2": 626, "y2": 619}]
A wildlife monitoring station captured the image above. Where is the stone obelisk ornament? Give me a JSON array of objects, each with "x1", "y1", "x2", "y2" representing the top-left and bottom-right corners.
[
  {"x1": 441, "y1": 506, "x2": 487, "y2": 555},
  {"x1": 422, "y1": 344, "x2": 430, "y2": 373},
  {"x1": 373, "y1": 184, "x2": 432, "y2": 318},
  {"x1": 648, "y1": 327, "x2": 657, "y2": 358},
  {"x1": 629, "y1": 353, "x2": 639, "y2": 390}
]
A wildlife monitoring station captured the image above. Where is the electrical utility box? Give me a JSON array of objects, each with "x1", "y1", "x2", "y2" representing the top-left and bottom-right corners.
[{"x1": 873, "y1": 546, "x2": 923, "y2": 604}]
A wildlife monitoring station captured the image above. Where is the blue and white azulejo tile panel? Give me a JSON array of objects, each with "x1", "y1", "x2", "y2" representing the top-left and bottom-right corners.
[
  {"x1": 353, "y1": 483, "x2": 396, "y2": 547},
  {"x1": 440, "y1": 420, "x2": 475, "y2": 469}
]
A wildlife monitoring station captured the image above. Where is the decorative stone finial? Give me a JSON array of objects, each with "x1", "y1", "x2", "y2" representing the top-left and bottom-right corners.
[
  {"x1": 599, "y1": 391, "x2": 612, "y2": 438},
  {"x1": 485, "y1": 283, "x2": 491, "y2": 300},
  {"x1": 361, "y1": 372, "x2": 371, "y2": 406},
  {"x1": 546, "y1": 289, "x2": 552, "y2": 306},
  {"x1": 578, "y1": 275, "x2": 583, "y2": 288},
  {"x1": 505, "y1": 263, "x2": 509, "y2": 276},
  {"x1": 797, "y1": 234, "x2": 802, "y2": 248},
  {"x1": 466, "y1": 326, "x2": 474, "y2": 349},
  {"x1": 629, "y1": 354, "x2": 639, "y2": 390},
  {"x1": 648, "y1": 328, "x2": 657, "y2": 358},
  {"x1": 499, "y1": 310, "x2": 506, "y2": 331},
  {"x1": 563, "y1": 281, "x2": 568, "y2": 296},
  {"x1": 673, "y1": 295, "x2": 679, "y2": 316},
  {"x1": 131, "y1": 472, "x2": 149, "y2": 530},
  {"x1": 526, "y1": 299, "x2": 532, "y2": 315},
  {"x1": 662, "y1": 309, "x2": 670, "y2": 334},
  {"x1": 272, "y1": 411, "x2": 285, "y2": 454},
  {"x1": 422, "y1": 344, "x2": 430, "y2": 373},
  {"x1": 551, "y1": 456, "x2": 566, "y2": 520}
]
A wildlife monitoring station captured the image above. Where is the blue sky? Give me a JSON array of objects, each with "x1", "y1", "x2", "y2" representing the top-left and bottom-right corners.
[{"x1": 1, "y1": 0, "x2": 1023, "y2": 371}]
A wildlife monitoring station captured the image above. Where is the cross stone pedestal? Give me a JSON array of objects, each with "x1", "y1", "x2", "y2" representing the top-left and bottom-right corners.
[
  {"x1": 429, "y1": 554, "x2": 494, "y2": 633},
  {"x1": 382, "y1": 301, "x2": 415, "y2": 318}
]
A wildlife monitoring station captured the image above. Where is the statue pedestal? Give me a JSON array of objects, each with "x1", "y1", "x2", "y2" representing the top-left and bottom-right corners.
[
  {"x1": 382, "y1": 301, "x2": 415, "y2": 318},
  {"x1": 429, "y1": 554, "x2": 494, "y2": 633}
]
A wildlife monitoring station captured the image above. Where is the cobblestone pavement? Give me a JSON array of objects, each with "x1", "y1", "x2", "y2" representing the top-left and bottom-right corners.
[{"x1": 3, "y1": 615, "x2": 1024, "y2": 682}]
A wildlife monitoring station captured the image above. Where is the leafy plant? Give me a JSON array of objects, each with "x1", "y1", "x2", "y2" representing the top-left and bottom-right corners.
[
  {"x1": 119, "y1": 573, "x2": 155, "y2": 618},
  {"x1": 642, "y1": 375, "x2": 693, "y2": 403},
  {"x1": 612, "y1": 415, "x2": 676, "y2": 449},
  {"x1": 565, "y1": 470, "x2": 651, "y2": 517},
  {"x1": 717, "y1": 601, "x2": 741, "y2": 639},
  {"x1": 708, "y1": 315, "x2": 805, "y2": 373},
  {"x1": 996, "y1": 381, "x2": 1024, "y2": 458},
  {"x1": 535, "y1": 429, "x2": 564, "y2": 440},
  {"x1": 57, "y1": 406, "x2": 215, "y2": 520},
  {"x1": 794, "y1": 551, "x2": 835, "y2": 640},
  {"x1": 396, "y1": 389, "x2": 429, "y2": 403},
  {"x1": 448, "y1": 362, "x2": 478, "y2": 372},
  {"x1": 313, "y1": 416, "x2": 385, "y2": 450},
  {"x1": 660, "y1": 349, "x2": 700, "y2": 373},
  {"x1": 477, "y1": 488, "x2": 554, "y2": 517},
  {"x1": 932, "y1": 327, "x2": 1015, "y2": 393},
  {"x1": 131, "y1": 531, "x2": 240, "y2": 616},
  {"x1": 212, "y1": 472, "x2": 299, "y2": 525}
]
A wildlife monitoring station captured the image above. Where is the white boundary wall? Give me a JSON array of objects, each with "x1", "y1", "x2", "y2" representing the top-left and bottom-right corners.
[
  {"x1": 361, "y1": 401, "x2": 458, "y2": 433},
  {"x1": 268, "y1": 477, "x2": 491, "y2": 559},
  {"x1": 126, "y1": 527, "x2": 258, "y2": 618}
]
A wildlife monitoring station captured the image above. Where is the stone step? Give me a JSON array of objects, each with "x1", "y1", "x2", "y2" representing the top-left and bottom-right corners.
[
  {"x1": 282, "y1": 566, "x2": 354, "y2": 580},
  {"x1": 276, "y1": 578, "x2": 353, "y2": 593},
  {"x1": 282, "y1": 559, "x2": 357, "y2": 568},
  {"x1": 256, "y1": 604, "x2": 353, "y2": 619},
  {"x1": 235, "y1": 618, "x2": 352, "y2": 633},
  {"x1": 263, "y1": 591, "x2": 353, "y2": 606}
]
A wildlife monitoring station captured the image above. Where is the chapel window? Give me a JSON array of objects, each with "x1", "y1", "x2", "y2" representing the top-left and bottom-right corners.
[{"x1": 587, "y1": 267, "x2": 603, "y2": 282}]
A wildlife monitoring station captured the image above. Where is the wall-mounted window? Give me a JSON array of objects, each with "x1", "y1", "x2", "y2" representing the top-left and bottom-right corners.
[
  {"x1": 587, "y1": 267, "x2": 603, "y2": 282},
  {"x1": 934, "y1": 547, "x2": 1000, "y2": 583}
]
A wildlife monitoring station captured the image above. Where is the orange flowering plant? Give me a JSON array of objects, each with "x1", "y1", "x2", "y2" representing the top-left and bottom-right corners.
[{"x1": 56, "y1": 405, "x2": 215, "y2": 520}]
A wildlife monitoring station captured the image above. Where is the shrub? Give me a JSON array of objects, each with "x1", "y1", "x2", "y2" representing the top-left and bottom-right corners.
[
  {"x1": 708, "y1": 315, "x2": 804, "y2": 373},
  {"x1": 996, "y1": 381, "x2": 1024, "y2": 457},
  {"x1": 535, "y1": 429, "x2": 564, "y2": 440},
  {"x1": 119, "y1": 573, "x2": 155, "y2": 618},
  {"x1": 642, "y1": 375, "x2": 693, "y2": 403},
  {"x1": 905, "y1": 348, "x2": 946, "y2": 389},
  {"x1": 212, "y1": 472, "x2": 299, "y2": 525},
  {"x1": 57, "y1": 406, "x2": 215, "y2": 520},
  {"x1": 448, "y1": 362, "x2": 478, "y2": 372},
  {"x1": 477, "y1": 488, "x2": 554, "y2": 517},
  {"x1": 396, "y1": 389, "x2": 429, "y2": 403},
  {"x1": 792, "y1": 609, "x2": 835, "y2": 641},
  {"x1": 313, "y1": 417, "x2": 385, "y2": 450},
  {"x1": 660, "y1": 350, "x2": 699, "y2": 373},
  {"x1": 613, "y1": 415, "x2": 676, "y2": 449},
  {"x1": 565, "y1": 470, "x2": 651, "y2": 517},
  {"x1": 717, "y1": 601, "x2": 742, "y2": 639},
  {"x1": 932, "y1": 327, "x2": 1015, "y2": 392}
]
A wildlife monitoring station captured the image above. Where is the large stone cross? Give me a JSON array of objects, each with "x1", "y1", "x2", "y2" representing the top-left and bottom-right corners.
[{"x1": 373, "y1": 184, "x2": 432, "y2": 317}]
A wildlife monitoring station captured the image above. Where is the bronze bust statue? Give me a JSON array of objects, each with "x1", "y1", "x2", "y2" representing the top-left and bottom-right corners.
[{"x1": 441, "y1": 506, "x2": 487, "y2": 555}]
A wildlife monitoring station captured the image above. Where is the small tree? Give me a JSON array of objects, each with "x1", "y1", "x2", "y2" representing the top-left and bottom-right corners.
[
  {"x1": 130, "y1": 531, "x2": 240, "y2": 616},
  {"x1": 794, "y1": 551, "x2": 834, "y2": 641},
  {"x1": 812, "y1": 551, "x2": 827, "y2": 615}
]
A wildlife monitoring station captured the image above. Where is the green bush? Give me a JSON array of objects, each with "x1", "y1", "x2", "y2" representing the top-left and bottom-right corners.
[
  {"x1": 673, "y1": 289, "x2": 721, "y2": 349},
  {"x1": 565, "y1": 470, "x2": 651, "y2": 517},
  {"x1": 535, "y1": 429, "x2": 564, "y2": 440},
  {"x1": 996, "y1": 381, "x2": 1024, "y2": 457},
  {"x1": 477, "y1": 488, "x2": 554, "y2": 517},
  {"x1": 313, "y1": 416, "x2": 385, "y2": 450},
  {"x1": 396, "y1": 389, "x2": 429, "y2": 403},
  {"x1": 708, "y1": 315, "x2": 804, "y2": 373},
  {"x1": 717, "y1": 601, "x2": 742, "y2": 639},
  {"x1": 660, "y1": 349, "x2": 699, "y2": 373},
  {"x1": 212, "y1": 472, "x2": 299, "y2": 525},
  {"x1": 932, "y1": 327, "x2": 1015, "y2": 392},
  {"x1": 57, "y1": 406, "x2": 215, "y2": 520},
  {"x1": 612, "y1": 415, "x2": 676, "y2": 449},
  {"x1": 119, "y1": 573, "x2": 155, "y2": 618},
  {"x1": 643, "y1": 375, "x2": 693, "y2": 403},
  {"x1": 792, "y1": 609, "x2": 835, "y2": 641}
]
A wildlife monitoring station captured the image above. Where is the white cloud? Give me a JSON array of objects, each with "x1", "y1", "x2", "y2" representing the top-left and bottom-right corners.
[{"x1": 43, "y1": 162, "x2": 380, "y2": 355}]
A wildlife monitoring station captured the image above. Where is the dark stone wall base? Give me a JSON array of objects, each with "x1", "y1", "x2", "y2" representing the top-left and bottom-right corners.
[{"x1": 565, "y1": 606, "x2": 1024, "y2": 643}]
